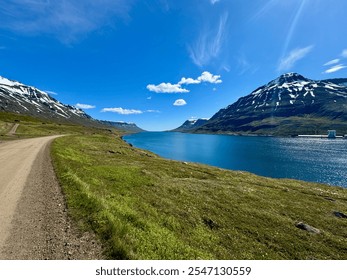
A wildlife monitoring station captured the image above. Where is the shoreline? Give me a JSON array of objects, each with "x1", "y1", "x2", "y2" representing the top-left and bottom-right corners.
[{"x1": 121, "y1": 133, "x2": 347, "y2": 189}]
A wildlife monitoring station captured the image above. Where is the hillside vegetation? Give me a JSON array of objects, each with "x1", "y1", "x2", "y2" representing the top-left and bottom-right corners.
[
  {"x1": 52, "y1": 133, "x2": 347, "y2": 259},
  {"x1": 1, "y1": 112, "x2": 346, "y2": 259},
  {"x1": 0, "y1": 111, "x2": 106, "y2": 140}
]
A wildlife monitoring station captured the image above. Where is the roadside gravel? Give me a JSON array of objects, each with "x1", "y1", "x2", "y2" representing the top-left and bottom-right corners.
[{"x1": 0, "y1": 136, "x2": 104, "y2": 259}]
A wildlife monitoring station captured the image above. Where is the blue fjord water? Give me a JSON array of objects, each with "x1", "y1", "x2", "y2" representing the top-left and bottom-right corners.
[{"x1": 123, "y1": 132, "x2": 347, "y2": 188}]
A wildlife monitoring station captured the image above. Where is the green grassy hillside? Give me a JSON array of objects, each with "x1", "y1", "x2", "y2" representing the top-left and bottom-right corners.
[
  {"x1": 2, "y1": 111, "x2": 346, "y2": 259},
  {"x1": 51, "y1": 133, "x2": 347, "y2": 260},
  {"x1": 0, "y1": 111, "x2": 112, "y2": 139}
]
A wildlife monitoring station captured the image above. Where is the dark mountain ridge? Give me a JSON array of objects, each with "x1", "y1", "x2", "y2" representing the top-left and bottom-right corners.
[
  {"x1": 195, "y1": 73, "x2": 347, "y2": 136},
  {"x1": 99, "y1": 120, "x2": 144, "y2": 133},
  {"x1": 172, "y1": 118, "x2": 209, "y2": 132}
]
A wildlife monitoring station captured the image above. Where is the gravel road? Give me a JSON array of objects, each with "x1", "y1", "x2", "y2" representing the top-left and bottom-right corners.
[{"x1": 0, "y1": 136, "x2": 103, "y2": 259}]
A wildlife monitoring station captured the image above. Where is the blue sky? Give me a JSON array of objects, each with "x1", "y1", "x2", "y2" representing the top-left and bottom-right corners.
[{"x1": 1, "y1": 0, "x2": 347, "y2": 131}]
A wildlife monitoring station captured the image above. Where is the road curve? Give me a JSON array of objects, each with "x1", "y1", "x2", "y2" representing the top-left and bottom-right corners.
[{"x1": 0, "y1": 136, "x2": 103, "y2": 259}]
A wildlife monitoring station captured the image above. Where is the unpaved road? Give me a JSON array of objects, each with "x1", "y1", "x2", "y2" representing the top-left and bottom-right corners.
[{"x1": 0, "y1": 136, "x2": 103, "y2": 259}]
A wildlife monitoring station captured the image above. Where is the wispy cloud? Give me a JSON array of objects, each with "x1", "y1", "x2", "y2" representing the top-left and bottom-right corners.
[
  {"x1": 101, "y1": 107, "x2": 143, "y2": 115},
  {"x1": 253, "y1": 1, "x2": 309, "y2": 74},
  {"x1": 146, "y1": 83, "x2": 189, "y2": 93},
  {"x1": 236, "y1": 54, "x2": 251, "y2": 75},
  {"x1": 147, "y1": 71, "x2": 222, "y2": 93},
  {"x1": 278, "y1": 45, "x2": 314, "y2": 72},
  {"x1": 188, "y1": 12, "x2": 228, "y2": 67},
  {"x1": 0, "y1": 0, "x2": 134, "y2": 43},
  {"x1": 281, "y1": 0, "x2": 308, "y2": 60},
  {"x1": 75, "y1": 103, "x2": 95, "y2": 109},
  {"x1": 324, "y1": 59, "x2": 340, "y2": 66},
  {"x1": 223, "y1": 65, "x2": 230, "y2": 72},
  {"x1": 173, "y1": 99, "x2": 187, "y2": 106},
  {"x1": 146, "y1": 109, "x2": 160, "y2": 113},
  {"x1": 251, "y1": 0, "x2": 278, "y2": 21},
  {"x1": 322, "y1": 49, "x2": 347, "y2": 73},
  {"x1": 324, "y1": 64, "x2": 347, "y2": 74},
  {"x1": 210, "y1": 0, "x2": 220, "y2": 4},
  {"x1": 45, "y1": 90, "x2": 58, "y2": 96},
  {"x1": 235, "y1": 53, "x2": 259, "y2": 75}
]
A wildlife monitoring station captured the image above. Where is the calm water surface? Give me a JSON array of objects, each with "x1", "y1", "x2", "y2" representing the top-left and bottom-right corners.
[{"x1": 123, "y1": 132, "x2": 347, "y2": 188}]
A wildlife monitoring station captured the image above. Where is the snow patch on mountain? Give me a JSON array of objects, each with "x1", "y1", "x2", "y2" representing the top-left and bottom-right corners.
[
  {"x1": 0, "y1": 76, "x2": 22, "y2": 87},
  {"x1": 0, "y1": 75, "x2": 91, "y2": 123},
  {"x1": 245, "y1": 73, "x2": 347, "y2": 110}
]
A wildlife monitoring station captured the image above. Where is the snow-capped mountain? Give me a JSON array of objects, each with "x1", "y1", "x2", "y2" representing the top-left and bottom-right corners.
[
  {"x1": 0, "y1": 75, "x2": 94, "y2": 124},
  {"x1": 172, "y1": 118, "x2": 209, "y2": 132},
  {"x1": 195, "y1": 73, "x2": 347, "y2": 135}
]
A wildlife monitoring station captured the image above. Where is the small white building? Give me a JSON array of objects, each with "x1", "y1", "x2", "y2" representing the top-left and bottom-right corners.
[{"x1": 327, "y1": 130, "x2": 336, "y2": 138}]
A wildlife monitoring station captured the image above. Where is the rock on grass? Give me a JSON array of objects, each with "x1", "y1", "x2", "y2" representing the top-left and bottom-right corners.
[
  {"x1": 333, "y1": 211, "x2": 347, "y2": 219},
  {"x1": 295, "y1": 222, "x2": 321, "y2": 234}
]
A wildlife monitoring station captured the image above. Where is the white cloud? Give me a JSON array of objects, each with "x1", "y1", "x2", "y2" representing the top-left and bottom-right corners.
[
  {"x1": 147, "y1": 96, "x2": 152, "y2": 100},
  {"x1": 210, "y1": 0, "x2": 220, "y2": 4},
  {"x1": 342, "y1": 49, "x2": 347, "y2": 58},
  {"x1": 278, "y1": 45, "x2": 314, "y2": 71},
  {"x1": 324, "y1": 59, "x2": 340, "y2": 66},
  {"x1": 178, "y1": 77, "x2": 200, "y2": 85},
  {"x1": 146, "y1": 110, "x2": 160, "y2": 113},
  {"x1": 0, "y1": 0, "x2": 133, "y2": 43},
  {"x1": 197, "y1": 71, "x2": 222, "y2": 84},
  {"x1": 75, "y1": 103, "x2": 95, "y2": 109},
  {"x1": 188, "y1": 12, "x2": 228, "y2": 66},
  {"x1": 173, "y1": 99, "x2": 187, "y2": 106},
  {"x1": 147, "y1": 71, "x2": 222, "y2": 94},
  {"x1": 101, "y1": 107, "x2": 143, "y2": 115},
  {"x1": 324, "y1": 64, "x2": 347, "y2": 74},
  {"x1": 146, "y1": 83, "x2": 189, "y2": 93},
  {"x1": 45, "y1": 90, "x2": 58, "y2": 96}
]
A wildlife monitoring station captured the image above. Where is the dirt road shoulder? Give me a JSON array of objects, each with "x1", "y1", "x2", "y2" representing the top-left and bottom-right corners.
[{"x1": 0, "y1": 136, "x2": 103, "y2": 259}]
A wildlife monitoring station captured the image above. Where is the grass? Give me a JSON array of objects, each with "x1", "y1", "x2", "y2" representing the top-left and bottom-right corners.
[
  {"x1": 1, "y1": 111, "x2": 346, "y2": 259},
  {"x1": 0, "y1": 120, "x2": 12, "y2": 135},
  {"x1": 0, "y1": 111, "x2": 113, "y2": 140},
  {"x1": 51, "y1": 133, "x2": 347, "y2": 260}
]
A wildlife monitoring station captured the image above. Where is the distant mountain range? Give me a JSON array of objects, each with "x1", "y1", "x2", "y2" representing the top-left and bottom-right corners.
[
  {"x1": 190, "y1": 73, "x2": 347, "y2": 136},
  {"x1": 171, "y1": 118, "x2": 209, "y2": 132},
  {"x1": 99, "y1": 120, "x2": 144, "y2": 133},
  {"x1": 0, "y1": 75, "x2": 144, "y2": 132},
  {"x1": 3, "y1": 73, "x2": 347, "y2": 136}
]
